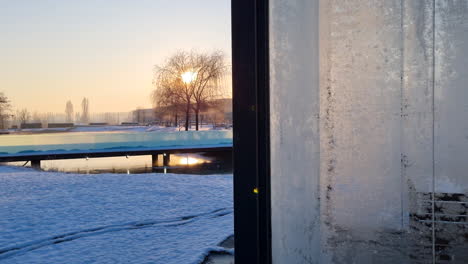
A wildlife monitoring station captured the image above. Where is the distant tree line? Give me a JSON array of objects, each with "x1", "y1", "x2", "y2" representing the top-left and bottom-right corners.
[
  {"x1": 64, "y1": 98, "x2": 90, "y2": 123},
  {"x1": 0, "y1": 94, "x2": 97, "y2": 130},
  {"x1": 0, "y1": 92, "x2": 11, "y2": 129}
]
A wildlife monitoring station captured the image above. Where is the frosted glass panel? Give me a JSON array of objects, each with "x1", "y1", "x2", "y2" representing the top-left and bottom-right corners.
[
  {"x1": 270, "y1": 0, "x2": 468, "y2": 263},
  {"x1": 434, "y1": 1, "x2": 468, "y2": 261}
]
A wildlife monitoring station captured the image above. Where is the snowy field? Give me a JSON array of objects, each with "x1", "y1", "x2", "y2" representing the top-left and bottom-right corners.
[{"x1": 0, "y1": 166, "x2": 233, "y2": 264}]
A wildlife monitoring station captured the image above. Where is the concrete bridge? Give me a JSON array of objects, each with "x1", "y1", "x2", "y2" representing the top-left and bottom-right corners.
[{"x1": 0, "y1": 130, "x2": 232, "y2": 169}]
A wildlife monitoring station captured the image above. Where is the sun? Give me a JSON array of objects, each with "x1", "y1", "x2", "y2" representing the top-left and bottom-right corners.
[{"x1": 181, "y1": 71, "x2": 197, "y2": 84}]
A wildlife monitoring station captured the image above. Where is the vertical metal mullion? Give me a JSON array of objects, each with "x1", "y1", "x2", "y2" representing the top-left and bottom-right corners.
[
  {"x1": 256, "y1": 0, "x2": 272, "y2": 263},
  {"x1": 232, "y1": 0, "x2": 260, "y2": 263},
  {"x1": 431, "y1": 0, "x2": 436, "y2": 263},
  {"x1": 232, "y1": 0, "x2": 271, "y2": 263}
]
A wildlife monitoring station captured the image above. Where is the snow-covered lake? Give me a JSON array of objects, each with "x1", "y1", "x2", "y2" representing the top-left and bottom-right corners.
[
  {"x1": 0, "y1": 130, "x2": 232, "y2": 156},
  {"x1": 0, "y1": 166, "x2": 233, "y2": 264}
]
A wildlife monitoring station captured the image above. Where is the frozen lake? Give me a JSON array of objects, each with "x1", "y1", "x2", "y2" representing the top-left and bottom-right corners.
[{"x1": 0, "y1": 166, "x2": 233, "y2": 264}]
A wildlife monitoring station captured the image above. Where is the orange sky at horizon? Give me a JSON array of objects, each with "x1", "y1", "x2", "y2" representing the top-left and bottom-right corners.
[{"x1": 0, "y1": 0, "x2": 231, "y2": 114}]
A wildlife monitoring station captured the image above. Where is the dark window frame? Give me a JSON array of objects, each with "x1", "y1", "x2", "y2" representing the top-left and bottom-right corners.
[{"x1": 232, "y1": 0, "x2": 271, "y2": 263}]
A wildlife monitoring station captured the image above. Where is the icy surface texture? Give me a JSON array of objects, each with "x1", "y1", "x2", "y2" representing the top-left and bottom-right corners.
[
  {"x1": 434, "y1": 0, "x2": 468, "y2": 194},
  {"x1": 0, "y1": 166, "x2": 233, "y2": 264},
  {"x1": 270, "y1": 0, "x2": 468, "y2": 263},
  {"x1": 269, "y1": 1, "x2": 321, "y2": 263},
  {"x1": 433, "y1": 1, "x2": 468, "y2": 261},
  {"x1": 0, "y1": 130, "x2": 232, "y2": 156}
]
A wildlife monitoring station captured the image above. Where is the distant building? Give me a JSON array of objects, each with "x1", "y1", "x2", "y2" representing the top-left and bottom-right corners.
[
  {"x1": 132, "y1": 108, "x2": 156, "y2": 124},
  {"x1": 20, "y1": 123, "x2": 42, "y2": 129},
  {"x1": 48, "y1": 123, "x2": 74, "y2": 128},
  {"x1": 133, "y1": 98, "x2": 232, "y2": 127}
]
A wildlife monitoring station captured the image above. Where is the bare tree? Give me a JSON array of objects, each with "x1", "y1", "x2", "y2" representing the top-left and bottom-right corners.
[
  {"x1": 17, "y1": 108, "x2": 30, "y2": 126},
  {"x1": 153, "y1": 52, "x2": 192, "y2": 131},
  {"x1": 65, "y1": 100, "x2": 74, "y2": 123},
  {"x1": 81, "y1": 98, "x2": 90, "y2": 124},
  {"x1": 189, "y1": 51, "x2": 225, "y2": 130},
  {"x1": 151, "y1": 86, "x2": 183, "y2": 127},
  {"x1": 152, "y1": 51, "x2": 226, "y2": 131},
  {"x1": 0, "y1": 92, "x2": 11, "y2": 129}
]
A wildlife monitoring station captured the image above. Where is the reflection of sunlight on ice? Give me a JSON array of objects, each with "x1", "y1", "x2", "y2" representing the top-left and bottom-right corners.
[
  {"x1": 180, "y1": 157, "x2": 204, "y2": 165},
  {"x1": 171, "y1": 154, "x2": 211, "y2": 166},
  {"x1": 6, "y1": 153, "x2": 214, "y2": 173}
]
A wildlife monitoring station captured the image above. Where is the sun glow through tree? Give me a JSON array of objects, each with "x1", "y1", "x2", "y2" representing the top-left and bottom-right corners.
[{"x1": 181, "y1": 71, "x2": 197, "y2": 84}]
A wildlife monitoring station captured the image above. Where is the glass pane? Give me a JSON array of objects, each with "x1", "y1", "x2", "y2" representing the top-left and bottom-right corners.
[
  {"x1": 0, "y1": 1, "x2": 233, "y2": 263},
  {"x1": 434, "y1": 1, "x2": 468, "y2": 262},
  {"x1": 270, "y1": 0, "x2": 468, "y2": 263}
]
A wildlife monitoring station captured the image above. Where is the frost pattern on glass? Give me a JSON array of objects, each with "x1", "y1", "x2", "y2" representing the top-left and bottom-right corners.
[
  {"x1": 270, "y1": 0, "x2": 468, "y2": 263},
  {"x1": 434, "y1": 0, "x2": 468, "y2": 261},
  {"x1": 269, "y1": 1, "x2": 321, "y2": 263},
  {"x1": 320, "y1": 1, "x2": 407, "y2": 263}
]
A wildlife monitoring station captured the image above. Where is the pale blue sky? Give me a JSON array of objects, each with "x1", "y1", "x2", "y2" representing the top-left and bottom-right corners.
[{"x1": 0, "y1": 0, "x2": 231, "y2": 113}]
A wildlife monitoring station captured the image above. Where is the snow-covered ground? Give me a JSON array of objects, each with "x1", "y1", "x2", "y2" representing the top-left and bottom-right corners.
[{"x1": 0, "y1": 166, "x2": 233, "y2": 264}]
